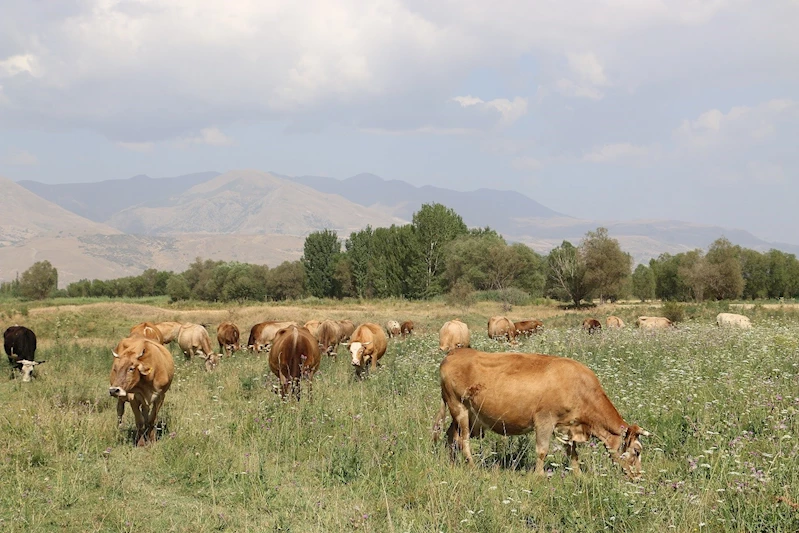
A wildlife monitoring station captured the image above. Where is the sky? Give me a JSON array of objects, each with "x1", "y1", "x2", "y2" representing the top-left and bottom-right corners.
[{"x1": 1, "y1": 1, "x2": 797, "y2": 243}]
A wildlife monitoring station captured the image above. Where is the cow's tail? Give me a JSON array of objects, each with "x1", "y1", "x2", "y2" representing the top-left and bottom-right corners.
[{"x1": 432, "y1": 400, "x2": 448, "y2": 444}]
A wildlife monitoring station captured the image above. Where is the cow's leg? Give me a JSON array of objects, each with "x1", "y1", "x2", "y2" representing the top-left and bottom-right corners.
[
  {"x1": 129, "y1": 401, "x2": 145, "y2": 446},
  {"x1": 139, "y1": 402, "x2": 153, "y2": 444},
  {"x1": 533, "y1": 417, "x2": 556, "y2": 475},
  {"x1": 278, "y1": 372, "x2": 290, "y2": 400},
  {"x1": 445, "y1": 421, "x2": 459, "y2": 461},
  {"x1": 116, "y1": 398, "x2": 126, "y2": 427},
  {"x1": 566, "y1": 441, "x2": 581, "y2": 475},
  {"x1": 147, "y1": 394, "x2": 166, "y2": 443},
  {"x1": 448, "y1": 403, "x2": 474, "y2": 465}
]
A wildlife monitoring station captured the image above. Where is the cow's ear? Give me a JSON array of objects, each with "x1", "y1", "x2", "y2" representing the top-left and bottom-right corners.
[
  {"x1": 112, "y1": 351, "x2": 120, "y2": 358},
  {"x1": 137, "y1": 364, "x2": 152, "y2": 376},
  {"x1": 35, "y1": 360, "x2": 45, "y2": 365},
  {"x1": 136, "y1": 349, "x2": 146, "y2": 360},
  {"x1": 363, "y1": 341, "x2": 372, "y2": 346}
]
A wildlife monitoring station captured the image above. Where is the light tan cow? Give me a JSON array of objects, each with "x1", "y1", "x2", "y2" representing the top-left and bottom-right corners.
[
  {"x1": 347, "y1": 323, "x2": 388, "y2": 378},
  {"x1": 247, "y1": 321, "x2": 297, "y2": 352},
  {"x1": 716, "y1": 313, "x2": 752, "y2": 329},
  {"x1": 216, "y1": 322, "x2": 241, "y2": 357},
  {"x1": 439, "y1": 319, "x2": 470, "y2": 352},
  {"x1": 129, "y1": 322, "x2": 164, "y2": 343},
  {"x1": 433, "y1": 348, "x2": 649, "y2": 478},
  {"x1": 386, "y1": 320, "x2": 401, "y2": 338},
  {"x1": 488, "y1": 316, "x2": 517, "y2": 341},
  {"x1": 154, "y1": 321, "x2": 184, "y2": 344},
  {"x1": 269, "y1": 325, "x2": 321, "y2": 400},
  {"x1": 304, "y1": 320, "x2": 321, "y2": 337},
  {"x1": 606, "y1": 316, "x2": 625, "y2": 329},
  {"x1": 635, "y1": 316, "x2": 674, "y2": 330},
  {"x1": 109, "y1": 337, "x2": 175, "y2": 446},
  {"x1": 177, "y1": 323, "x2": 215, "y2": 361},
  {"x1": 337, "y1": 320, "x2": 356, "y2": 342}
]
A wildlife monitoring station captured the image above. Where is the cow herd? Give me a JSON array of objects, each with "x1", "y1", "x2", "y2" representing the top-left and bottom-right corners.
[{"x1": 2, "y1": 310, "x2": 755, "y2": 478}]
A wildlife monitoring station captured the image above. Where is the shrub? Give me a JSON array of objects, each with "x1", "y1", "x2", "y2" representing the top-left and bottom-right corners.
[{"x1": 661, "y1": 301, "x2": 685, "y2": 323}]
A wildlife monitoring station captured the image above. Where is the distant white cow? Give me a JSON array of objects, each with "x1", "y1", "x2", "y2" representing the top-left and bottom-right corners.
[{"x1": 716, "y1": 313, "x2": 752, "y2": 329}]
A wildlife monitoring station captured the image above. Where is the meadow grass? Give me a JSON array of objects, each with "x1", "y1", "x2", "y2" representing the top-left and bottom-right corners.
[{"x1": 0, "y1": 300, "x2": 797, "y2": 531}]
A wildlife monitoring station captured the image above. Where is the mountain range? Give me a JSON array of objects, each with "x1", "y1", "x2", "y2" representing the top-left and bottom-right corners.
[{"x1": 4, "y1": 169, "x2": 797, "y2": 286}]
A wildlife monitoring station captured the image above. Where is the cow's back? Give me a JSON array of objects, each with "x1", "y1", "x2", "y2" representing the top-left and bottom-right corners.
[
  {"x1": 4, "y1": 326, "x2": 37, "y2": 364},
  {"x1": 439, "y1": 320, "x2": 470, "y2": 351},
  {"x1": 317, "y1": 320, "x2": 340, "y2": 353},
  {"x1": 270, "y1": 326, "x2": 321, "y2": 377},
  {"x1": 488, "y1": 316, "x2": 516, "y2": 340},
  {"x1": 130, "y1": 322, "x2": 165, "y2": 343}
]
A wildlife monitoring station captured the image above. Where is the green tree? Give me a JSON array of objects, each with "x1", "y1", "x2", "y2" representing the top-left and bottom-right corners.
[
  {"x1": 740, "y1": 249, "x2": 770, "y2": 300},
  {"x1": 266, "y1": 261, "x2": 306, "y2": 300},
  {"x1": 412, "y1": 203, "x2": 468, "y2": 297},
  {"x1": 546, "y1": 241, "x2": 590, "y2": 306},
  {"x1": 302, "y1": 230, "x2": 340, "y2": 298},
  {"x1": 631, "y1": 264, "x2": 656, "y2": 302},
  {"x1": 677, "y1": 250, "x2": 707, "y2": 302},
  {"x1": 18, "y1": 260, "x2": 58, "y2": 300},
  {"x1": 581, "y1": 227, "x2": 632, "y2": 303},
  {"x1": 704, "y1": 237, "x2": 744, "y2": 300},
  {"x1": 166, "y1": 274, "x2": 191, "y2": 302}
]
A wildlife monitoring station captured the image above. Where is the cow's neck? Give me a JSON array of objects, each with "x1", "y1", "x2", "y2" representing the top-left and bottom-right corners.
[{"x1": 592, "y1": 421, "x2": 628, "y2": 456}]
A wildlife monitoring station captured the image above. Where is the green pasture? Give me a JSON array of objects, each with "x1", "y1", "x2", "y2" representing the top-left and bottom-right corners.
[{"x1": 0, "y1": 300, "x2": 797, "y2": 532}]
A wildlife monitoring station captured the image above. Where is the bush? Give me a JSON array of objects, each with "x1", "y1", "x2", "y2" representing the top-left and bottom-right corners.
[
  {"x1": 661, "y1": 301, "x2": 685, "y2": 323},
  {"x1": 445, "y1": 280, "x2": 475, "y2": 309},
  {"x1": 474, "y1": 287, "x2": 532, "y2": 307}
]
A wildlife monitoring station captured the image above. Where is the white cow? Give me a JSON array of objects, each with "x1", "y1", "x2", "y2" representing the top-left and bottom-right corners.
[{"x1": 716, "y1": 313, "x2": 752, "y2": 329}]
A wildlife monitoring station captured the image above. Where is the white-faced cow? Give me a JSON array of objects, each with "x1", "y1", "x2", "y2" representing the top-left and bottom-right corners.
[
  {"x1": 4, "y1": 326, "x2": 45, "y2": 382},
  {"x1": 347, "y1": 323, "x2": 388, "y2": 379},
  {"x1": 109, "y1": 337, "x2": 175, "y2": 446},
  {"x1": 439, "y1": 319, "x2": 470, "y2": 352},
  {"x1": 433, "y1": 348, "x2": 649, "y2": 479},
  {"x1": 269, "y1": 325, "x2": 321, "y2": 401}
]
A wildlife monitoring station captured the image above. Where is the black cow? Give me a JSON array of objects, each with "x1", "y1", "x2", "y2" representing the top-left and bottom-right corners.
[{"x1": 4, "y1": 326, "x2": 44, "y2": 381}]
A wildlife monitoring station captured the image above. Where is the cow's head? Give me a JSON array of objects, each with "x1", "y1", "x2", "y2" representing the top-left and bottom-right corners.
[
  {"x1": 204, "y1": 353, "x2": 221, "y2": 372},
  {"x1": 17, "y1": 360, "x2": 45, "y2": 382},
  {"x1": 348, "y1": 341, "x2": 372, "y2": 367},
  {"x1": 617, "y1": 425, "x2": 650, "y2": 479},
  {"x1": 109, "y1": 348, "x2": 150, "y2": 398}
]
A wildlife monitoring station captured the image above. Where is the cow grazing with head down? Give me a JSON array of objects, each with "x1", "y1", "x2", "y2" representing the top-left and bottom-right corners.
[
  {"x1": 216, "y1": 322, "x2": 241, "y2": 357},
  {"x1": 606, "y1": 316, "x2": 625, "y2": 329},
  {"x1": 488, "y1": 316, "x2": 517, "y2": 342},
  {"x1": 716, "y1": 313, "x2": 752, "y2": 329},
  {"x1": 177, "y1": 323, "x2": 216, "y2": 362},
  {"x1": 109, "y1": 337, "x2": 175, "y2": 446},
  {"x1": 4, "y1": 326, "x2": 45, "y2": 382},
  {"x1": 347, "y1": 323, "x2": 388, "y2": 378},
  {"x1": 636, "y1": 316, "x2": 674, "y2": 330},
  {"x1": 337, "y1": 319, "x2": 356, "y2": 343},
  {"x1": 247, "y1": 321, "x2": 296, "y2": 353},
  {"x1": 316, "y1": 319, "x2": 341, "y2": 357},
  {"x1": 386, "y1": 320, "x2": 401, "y2": 338},
  {"x1": 400, "y1": 320, "x2": 414, "y2": 337},
  {"x1": 439, "y1": 319, "x2": 470, "y2": 352},
  {"x1": 582, "y1": 318, "x2": 602, "y2": 334},
  {"x1": 129, "y1": 322, "x2": 165, "y2": 343},
  {"x1": 433, "y1": 348, "x2": 649, "y2": 478},
  {"x1": 269, "y1": 325, "x2": 321, "y2": 401},
  {"x1": 304, "y1": 320, "x2": 321, "y2": 337},
  {"x1": 514, "y1": 319, "x2": 543, "y2": 336}
]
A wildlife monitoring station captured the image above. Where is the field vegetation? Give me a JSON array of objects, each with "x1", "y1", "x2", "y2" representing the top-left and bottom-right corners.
[{"x1": 0, "y1": 298, "x2": 798, "y2": 532}]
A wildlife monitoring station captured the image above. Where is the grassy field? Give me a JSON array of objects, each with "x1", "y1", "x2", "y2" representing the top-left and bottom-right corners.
[{"x1": 0, "y1": 298, "x2": 798, "y2": 532}]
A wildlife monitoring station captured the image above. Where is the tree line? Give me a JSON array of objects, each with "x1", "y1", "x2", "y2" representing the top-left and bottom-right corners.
[{"x1": 2, "y1": 203, "x2": 799, "y2": 304}]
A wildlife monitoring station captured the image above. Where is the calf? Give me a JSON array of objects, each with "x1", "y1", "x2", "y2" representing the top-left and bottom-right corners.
[
  {"x1": 400, "y1": 320, "x2": 415, "y2": 337},
  {"x1": 582, "y1": 318, "x2": 602, "y2": 334},
  {"x1": 514, "y1": 319, "x2": 543, "y2": 336}
]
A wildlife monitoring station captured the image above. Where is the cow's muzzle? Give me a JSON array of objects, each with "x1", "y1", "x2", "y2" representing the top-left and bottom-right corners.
[{"x1": 109, "y1": 387, "x2": 127, "y2": 398}]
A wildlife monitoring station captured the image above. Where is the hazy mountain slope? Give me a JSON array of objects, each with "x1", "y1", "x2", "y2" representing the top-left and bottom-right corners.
[
  {"x1": 105, "y1": 170, "x2": 406, "y2": 235},
  {"x1": 18, "y1": 171, "x2": 220, "y2": 222},
  {"x1": 292, "y1": 172, "x2": 566, "y2": 230},
  {"x1": 0, "y1": 176, "x2": 120, "y2": 246}
]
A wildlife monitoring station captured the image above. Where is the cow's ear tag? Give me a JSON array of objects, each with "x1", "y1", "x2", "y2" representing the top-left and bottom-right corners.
[{"x1": 138, "y1": 364, "x2": 152, "y2": 376}]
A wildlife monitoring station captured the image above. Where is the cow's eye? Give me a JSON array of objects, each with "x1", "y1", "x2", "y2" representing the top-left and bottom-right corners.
[{"x1": 128, "y1": 366, "x2": 134, "y2": 372}]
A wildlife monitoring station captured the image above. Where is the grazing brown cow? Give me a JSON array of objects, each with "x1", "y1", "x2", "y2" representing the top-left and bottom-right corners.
[
  {"x1": 216, "y1": 322, "x2": 241, "y2": 357},
  {"x1": 337, "y1": 319, "x2": 356, "y2": 342},
  {"x1": 129, "y1": 322, "x2": 164, "y2": 343},
  {"x1": 204, "y1": 353, "x2": 221, "y2": 372},
  {"x1": 109, "y1": 337, "x2": 175, "y2": 446},
  {"x1": 247, "y1": 321, "x2": 296, "y2": 352},
  {"x1": 433, "y1": 348, "x2": 649, "y2": 478},
  {"x1": 386, "y1": 320, "x2": 401, "y2": 338},
  {"x1": 582, "y1": 318, "x2": 602, "y2": 334},
  {"x1": 177, "y1": 323, "x2": 215, "y2": 362},
  {"x1": 606, "y1": 316, "x2": 625, "y2": 329},
  {"x1": 400, "y1": 320, "x2": 414, "y2": 337},
  {"x1": 514, "y1": 319, "x2": 543, "y2": 336},
  {"x1": 348, "y1": 323, "x2": 388, "y2": 378},
  {"x1": 316, "y1": 319, "x2": 341, "y2": 357},
  {"x1": 154, "y1": 321, "x2": 184, "y2": 344},
  {"x1": 636, "y1": 316, "x2": 674, "y2": 330},
  {"x1": 304, "y1": 320, "x2": 321, "y2": 337},
  {"x1": 488, "y1": 316, "x2": 517, "y2": 341},
  {"x1": 269, "y1": 325, "x2": 321, "y2": 400},
  {"x1": 439, "y1": 319, "x2": 470, "y2": 352}
]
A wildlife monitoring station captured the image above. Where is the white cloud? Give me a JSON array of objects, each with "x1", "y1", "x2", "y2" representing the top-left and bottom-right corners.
[
  {"x1": 452, "y1": 95, "x2": 528, "y2": 125},
  {"x1": 567, "y1": 52, "x2": 608, "y2": 86},
  {"x1": 511, "y1": 156, "x2": 542, "y2": 171},
  {"x1": 583, "y1": 142, "x2": 653, "y2": 163},
  {"x1": 0, "y1": 54, "x2": 38, "y2": 77},
  {"x1": 554, "y1": 78, "x2": 604, "y2": 101},
  {"x1": 181, "y1": 127, "x2": 234, "y2": 146},
  {"x1": 117, "y1": 141, "x2": 155, "y2": 153},
  {"x1": 2, "y1": 148, "x2": 37, "y2": 166}
]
